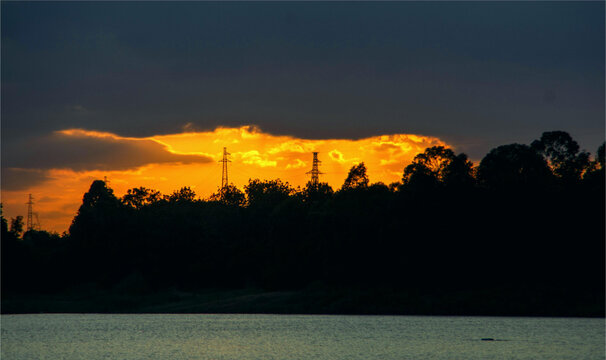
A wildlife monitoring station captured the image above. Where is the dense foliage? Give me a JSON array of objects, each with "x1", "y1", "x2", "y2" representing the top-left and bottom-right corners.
[{"x1": 2, "y1": 132, "x2": 604, "y2": 315}]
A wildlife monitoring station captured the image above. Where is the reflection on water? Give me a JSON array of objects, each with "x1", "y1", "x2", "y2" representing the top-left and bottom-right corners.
[{"x1": 2, "y1": 314, "x2": 604, "y2": 360}]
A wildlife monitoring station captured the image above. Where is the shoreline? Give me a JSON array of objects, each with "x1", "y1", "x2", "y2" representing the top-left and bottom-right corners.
[{"x1": 3, "y1": 287, "x2": 603, "y2": 318}]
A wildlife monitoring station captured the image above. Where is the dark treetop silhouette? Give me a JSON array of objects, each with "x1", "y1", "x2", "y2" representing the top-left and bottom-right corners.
[{"x1": 2, "y1": 131, "x2": 604, "y2": 316}]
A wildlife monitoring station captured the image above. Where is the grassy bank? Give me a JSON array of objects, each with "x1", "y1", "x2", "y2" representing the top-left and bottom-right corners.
[{"x1": 2, "y1": 286, "x2": 603, "y2": 317}]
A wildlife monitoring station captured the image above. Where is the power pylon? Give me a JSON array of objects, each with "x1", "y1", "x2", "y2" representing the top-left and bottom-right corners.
[
  {"x1": 306, "y1": 152, "x2": 323, "y2": 185},
  {"x1": 26, "y1": 194, "x2": 34, "y2": 231},
  {"x1": 219, "y1": 147, "x2": 231, "y2": 189}
]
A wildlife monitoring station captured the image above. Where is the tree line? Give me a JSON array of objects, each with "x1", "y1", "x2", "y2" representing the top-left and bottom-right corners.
[{"x1": 2, "y1": 131, "x2": 604, "y2": 314}]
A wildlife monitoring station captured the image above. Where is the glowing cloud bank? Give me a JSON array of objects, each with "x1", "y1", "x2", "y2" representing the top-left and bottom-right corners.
[{"x1": 2, "y1": 126, "x2": 447, "y2": 232}]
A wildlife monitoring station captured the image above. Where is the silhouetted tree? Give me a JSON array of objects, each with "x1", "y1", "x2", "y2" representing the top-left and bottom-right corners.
[
  {"x1": 165, "y1": 187, "x2": 197, "y2": 203},
  {"x1": 597, "y1": 142, "x2": 605, "y2": 168},
  {"x1": 401, "y1": 161, "x2": 436, "y2": 190},
  {"x1": 245, "y1": 178, "x2": 293, "y2": 209},
  {"x1": 1, "y1": 206, "x2": 30, "y2": 293},
  {"x1": 531, "y1": 131, "x2": 590, "y2": 182},
  {"x1": 122, "y1": 187, "x2": 162, "y2": 209},
  {"x1": 582, "y1": 142, "x2": 605, "y2": 190},
  {"x1": 69, "y1": 180, "x2": 122, "y2": 248},
  {"x1": 23, "y1": 229, "x2": 62, "y2": 248},
  {"x1": 209, "y1": 184, "x2": 246, "y2": 207},
  {"x1": 388, "y1": 182, "x2": 400, "y2": 192},
  {"x1": 402, "y1": 146, "x2": 474, "y2": 190},
  {"x1": 342, "y1": 163, "x2": 369, "y2": 190},
  {"x1": 443, "y1": 153, "x2": 475, "y2": 188},
  {"x1": 299, "y1": 181, "x2": 334, "y2": 204},
  {"x1": 10, "y1": 216, "x2": 24, "y2": 238},
  {"x1": 405, "y1": 146, "x2": 455, "y2": 179},
  {"x1": 69, "y1": 180, "x2": 131, "y2": 284},
  {"x1": 0, "y1": 204, "x2": 8, "y2": 236},
  {"x1": 367, "y1": 182, "x2": 392, "y2": 195},
  {"x1": 2, "y1": 133, "x2": 603, "y2": 317},
  {"x1": 477, "y1": 144, "x2": 552, "y2": 190}
]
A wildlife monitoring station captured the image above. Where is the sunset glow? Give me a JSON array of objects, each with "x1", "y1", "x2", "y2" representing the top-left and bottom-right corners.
[
  {"x1": 2, "y1": 0, "x2": 603, "y2": 328},
  {"x1": 2, "y1": 126, "x2": 447, "y2": 233}
]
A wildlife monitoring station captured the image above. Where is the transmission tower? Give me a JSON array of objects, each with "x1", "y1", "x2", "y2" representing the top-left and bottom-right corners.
[
  {"x1": 26, "y1": 194, "x2": 41, "y2": 231},
  {"x1": 219, "y1": 147, "x2": 231, "y2": 189},
  {"x1": 306, "y1": 152, "x2": 323, "y2": 185},
  {"x1": 26, "y1": 194, "x2": 34, "y2": 231}
]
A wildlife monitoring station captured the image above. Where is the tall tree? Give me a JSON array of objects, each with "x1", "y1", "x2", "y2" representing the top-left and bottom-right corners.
[
  {"x1": 122, "y1": 187, "x2": 162, "y2": 209},
  {"x1": 0, "y1": 204, "x2": 8, "y2": 237},
  {"x1": 69, "y1": 180, "x2": 122, "y2": 242},
  {"x1": 531, "y1": 131, "x2": 590, "y2": 182},
  {"x1": 596, "y1": 142, "x2": 605, "y2": 169},
  {"x1": 477, "y1": 144, "x2": 552, "y2": 190},
  {"x1": 402, "y1": 146, "x2": 474, "y2": 189},
  {"x1": 245, "y1": 179, "x2": 293, "y2": 209},
  {"x1": 582, "y1": 142, "x2": 605, "y2": 189},
  {"x1": 209, "y1": 184, "x2": 246, "y2": 207},
  {"x1": 342, "y1": 163, "x2": 369, "y2": 190},
  {"x1": 165, "y1": 187, "x2": 197, "y2": 203},
  {"x1": 9, "y1": 215, "x2": 24, "y2": 238},
  {"x1": 443, "y1": 153, "x2": 475, "y2": 188},
  {"x1": 299, "y1": 181, "x2": 334, "y2": 203},
  {"x1": 68, "y1": 180, "x2": 129, "y2": 284}
]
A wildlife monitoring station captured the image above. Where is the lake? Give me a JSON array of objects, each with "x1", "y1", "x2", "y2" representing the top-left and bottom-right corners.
[{"x1": 1, "y1": 314, "x2": 604, "y2": 359}]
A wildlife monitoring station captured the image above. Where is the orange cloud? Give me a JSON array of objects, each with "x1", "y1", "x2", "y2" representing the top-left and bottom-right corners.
[
  {"x1": 286, "y1": 159, "x2": 307, "y2": 169},
  {"x1": 1, "y1": 126, "x2": 447, "y2": 233}
]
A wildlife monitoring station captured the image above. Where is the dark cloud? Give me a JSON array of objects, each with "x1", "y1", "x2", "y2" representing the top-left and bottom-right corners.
[
  {"x1": 37, "y1": 196, "x2": 61, "y2": 203},
  {"x1": 3, "y1": 131, "x2": 212, "y2": 172},
  {"x1": 1, "y1": 2, "x2": 604, "y2": 160},
  {"x1": 1, "y1": 168, "x2": 52, "y2": 191}
]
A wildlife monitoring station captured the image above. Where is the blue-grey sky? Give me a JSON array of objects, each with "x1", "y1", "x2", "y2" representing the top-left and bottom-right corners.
[{"x1": 2, "y1": 1, "x2": 604, "y2": 163}]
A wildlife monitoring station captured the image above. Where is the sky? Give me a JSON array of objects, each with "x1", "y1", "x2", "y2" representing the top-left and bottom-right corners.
[{"x1": 1, "y1": 2, "x2": 604, "y2": 232}]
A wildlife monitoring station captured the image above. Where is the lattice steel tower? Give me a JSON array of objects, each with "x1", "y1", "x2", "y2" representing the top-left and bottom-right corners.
[
  {"x1": 219, "y1": 147, "x2": 231, "y2": 189},
  {"x1": 26, "y1": 194, "x2": 35, "y2": 231},
  {"x1": 306, "y1": 152, "x2": 323, "y2": 185}
]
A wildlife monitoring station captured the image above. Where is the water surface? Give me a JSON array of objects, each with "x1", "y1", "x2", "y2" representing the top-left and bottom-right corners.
[{"x1": 2, "y1": 314, "x2": 603, "y2": 359}]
